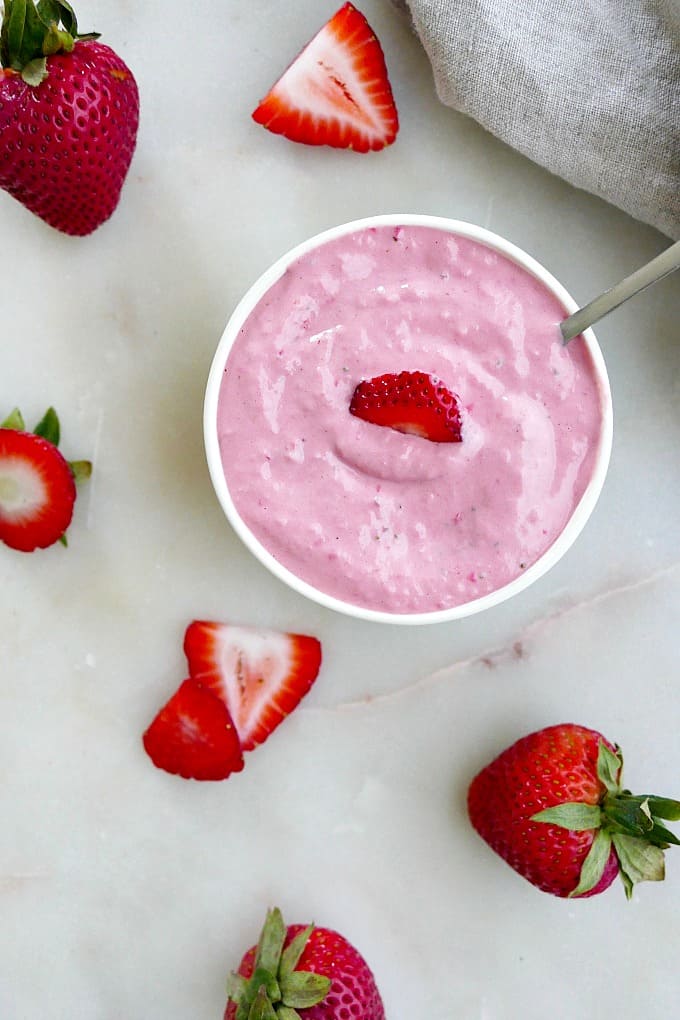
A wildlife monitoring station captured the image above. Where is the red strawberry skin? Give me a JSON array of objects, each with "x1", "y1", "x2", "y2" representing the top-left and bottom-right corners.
[
  {"x1": 0, "y1": 41, "x2": 139, "y2": 235},
  {"x1": 467, "y1": 724, "x2": 620, "y2": 898},
  {"x1": 350, "y1": 371, "x2": 463, "y2": 443},
  {"x1": 0, "y1": 427, "x2": 76, "y2": 551},
  {"x1": 225, "y1": 924, "x2": 385, "y2": 1020},
  {"x1": 143, "y1": 679, "x2": 244, "y2": 782},
  {"x1": 184, "y1": 621, "x2": 322, "y2": 752},
  {"x1": 252, "y1": 2, "x2": 398, "y2": 152}
]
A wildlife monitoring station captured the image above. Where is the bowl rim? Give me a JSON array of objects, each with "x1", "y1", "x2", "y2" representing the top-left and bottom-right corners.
[{"x1": 204, "y1": 213, "x2": 613, "y2": 626}]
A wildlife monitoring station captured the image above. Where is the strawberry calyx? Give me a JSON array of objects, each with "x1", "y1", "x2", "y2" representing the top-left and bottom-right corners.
[
  {"x1": 227, "y1": 908, "x2": 330, "y2": 1020},
  {"x1": 1, "y1": 406, "x2": 92, "y2": 483},
  {"x1": 0, "y1": 0, "x2": 100, "y2": 84},
  {"x1": 532, "y1": 742, "x2": 680, "y2": 899}
]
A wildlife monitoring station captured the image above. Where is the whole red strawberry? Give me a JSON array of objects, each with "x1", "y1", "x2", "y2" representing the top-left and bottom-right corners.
[
  {"x1": 225, "y1": 908, "x2": 385, "y2": 1020},
  {"x1": 468, "y1": 723, "x2": 680, "y2": 899},
  {"x1": 0, "y1": 0, "x2": 139, "y2": 235}
]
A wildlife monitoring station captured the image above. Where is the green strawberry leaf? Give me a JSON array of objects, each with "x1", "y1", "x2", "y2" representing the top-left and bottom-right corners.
[
  {"x1": 568, "y1": 828, "x2": 612, "y2": 898},
  {"x1": 1, "y1": 0, "x2": 95, "y2": 71},
  {"x1": 1, "y1": 408, "x2": 25, "y2": 430},
  {"x1": 21, "y1": 54, "x2": 47, "y2": 83},
  {"x1": 0, "y1": 0, "x2": 12, "y2": 66},
  {"x1": 59, "y1": 532, "x2": 68, "y2": 547},
  {"x1": 226, "y1": 972, "x2": 248, "y2": 1003},
  {"x1": 36, "y1": 0, "x2": 60, "y2": 22},
  {"x1": 232, "y1": 909, "x2": 330, "y2": 1018},
  {"x1": 253, "y1": 908, "x2": 286, "y2": 980},
  {"x1": 644, "y1": 796, "x2": 680, "y2": 821},
  {"x1": 596, "y1": 742, "x2": 622, "y2": 794},
  {"x1": 69, "y1": 460, "x2": 92, "y2": 483},
  {"x1": 619, "y1": 867, "x2": 634, "y2": 901},
  {"x1": 33, "y1": 407, "x2": 60, "y2": 446},
  {"x1": 646, "y1": 821, "x2": 680, "y2": 848},
  {"x1": 6, "y1": 0, "x2": 51, "y2": 70},
  {"x1": 531, "y1": 802, "x2": 601, "y2": 831},
  {"x1": 600, "y1": 792, "x2": 680, "y2": 847},
  {"x1": 604, "y1": 798, "x2": 655, "y2": 838},
  {"x1": 280, "y1": 971, "x2": 331, "y2": 1009},
  {"x1": 5, "y1": 0, "x2": 28, "y2": 69},
  {"x1": 612, "y1": 833, "x2": 665, "y2": 889},
  {"x1": 279, "y1": 925, "x2": 314, "y2": 980},
  {"x1": 233, "y1": 968, "x2": 275, "y2": 1020},
  {"x1": 247, "y1": 987, "x2": 277, "y2": 1020},
  {"x1": 37, "y1": 0, "x2": 76, "y2": 35},
  {"x1": 247, "y1": 968, "x2": 280, "y2": 1006}
]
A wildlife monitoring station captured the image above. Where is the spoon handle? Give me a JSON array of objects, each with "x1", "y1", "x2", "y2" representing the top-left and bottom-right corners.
[{"x1": 560, "y1": 240, "x2": 680, "y2": 344}]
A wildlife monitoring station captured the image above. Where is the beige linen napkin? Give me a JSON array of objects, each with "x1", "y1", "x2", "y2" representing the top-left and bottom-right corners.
[{"x1": 394, "y1": 0, "x2": 680, "y2": 238}]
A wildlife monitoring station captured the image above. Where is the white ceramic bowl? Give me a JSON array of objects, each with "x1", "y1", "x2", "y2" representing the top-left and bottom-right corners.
[{"x1": 204, "y1": 214, "x2": 613, "y2": 625}]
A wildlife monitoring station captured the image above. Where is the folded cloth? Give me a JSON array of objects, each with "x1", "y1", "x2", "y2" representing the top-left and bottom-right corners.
[{"x1": 394, "y1": 0, "x2": 680, "y2": 238}]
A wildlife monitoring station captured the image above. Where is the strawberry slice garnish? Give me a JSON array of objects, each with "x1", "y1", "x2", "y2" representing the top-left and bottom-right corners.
[
  {"x1": 252, "y1": 2, "x2": 398, "y2": 152},
  {"x1": 349, "y1": 371, "x2": 464, "y2": 443},
  {"x1": 142, "y1": 678, "x2": 245, "y2": 781},
  {"x1": 0, "y1": 407, "x2": 91, "y2": 552},
  {"x1": 184, "y1": 621, "x2": 322, "y2": 752}
]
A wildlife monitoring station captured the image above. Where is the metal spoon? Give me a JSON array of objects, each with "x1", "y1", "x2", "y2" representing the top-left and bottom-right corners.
[{"x1": 560, "y1": 239, "x2": 680, "y2": 344}]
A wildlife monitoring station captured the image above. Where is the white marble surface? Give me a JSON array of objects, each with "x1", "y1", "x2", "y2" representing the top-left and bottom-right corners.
[{"x1": 1, "y1": 1, "x2": 679, "y2": 1017}]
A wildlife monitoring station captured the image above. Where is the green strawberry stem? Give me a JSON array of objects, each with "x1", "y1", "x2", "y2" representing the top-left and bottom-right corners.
[
  {"x1": 532, "y1": 742, "x2": 680, "y2": 899},
  {"x1": 227, "y1": 909, "x2": 331, "y2": 1020},
  {"x1": 0, "y1": 0, "x2": 99, "y2": 84}
]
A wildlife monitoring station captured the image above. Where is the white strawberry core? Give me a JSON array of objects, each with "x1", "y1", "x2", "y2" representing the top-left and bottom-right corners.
[
  {"x1": 0, "y1": 458, "x2": 46, "y2": 520},
  {"x1": 212, "y1": 626, "x2": 293, "y2": 738},
  {"x1": 277, "y1": 23, "x2": 382, "y2": 137},
  {"x1": 178, "y1": 714, "x2": 203, "y2": 741}
]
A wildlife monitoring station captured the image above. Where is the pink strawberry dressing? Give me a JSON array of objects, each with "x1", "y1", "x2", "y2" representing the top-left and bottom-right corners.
[{"x1": 216, "y1": 225, "x2": 605, "y2": 614}]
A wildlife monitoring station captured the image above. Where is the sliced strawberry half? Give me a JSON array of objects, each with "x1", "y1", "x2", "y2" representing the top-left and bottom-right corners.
[
  {"x1": 349, "y1": 370, "x2": 463, "y2": 443},
  {"x1": 252, "y1": 2, "x2": 398, "y2": 152},
  {"x1": 142, "y1": 678, "x2": 245, "y2": 781},
  {"x1": 184, "y1": 622, "x2": 322, "y2": 752},
  {"x1": 0, "y1": 427, "x2": 77, "y2": 551}
]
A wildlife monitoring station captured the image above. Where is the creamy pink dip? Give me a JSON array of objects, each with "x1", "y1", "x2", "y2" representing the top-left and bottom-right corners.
[{"x1": 217, "y1": 225, "x2": 604, "y2": 614}]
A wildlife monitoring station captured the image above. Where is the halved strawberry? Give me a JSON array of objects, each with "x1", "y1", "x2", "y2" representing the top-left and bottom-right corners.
[
  {"x1": 252, "y1": 2, "x2": 398, "y2": 152},
  {"x1": 0, "y1": 406, "x2": 86, "y2": 552},
  {"x1": 142, "y1": 678, "x2": 245, "y2": 781},
  {"x1": 184, "y1": 622, "x2": 322, "y2": 752},
  {"x1": 349, "y1": 371, "x2": 463, "y2": 443}
]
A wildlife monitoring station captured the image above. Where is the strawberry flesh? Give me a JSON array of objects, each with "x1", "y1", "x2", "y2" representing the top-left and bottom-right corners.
[
  {"x1": 252, "y1": 2, "x2": 398, "y2": 152},
  {"x1": 184, "y1": 621, "x2": 322, "y2": 752},
  {"x1": 0, "y1": 428, "x2": 76, "y2": 551},
  {"x1": 349, "y1": 370, "x2": 463, "y2": 443},
  {"x1": 143, "y1": 678, "x2": 245, "y2": 782},
  {"x1": 0, "y1": 41, "x2": 139, "y2": 235}
]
